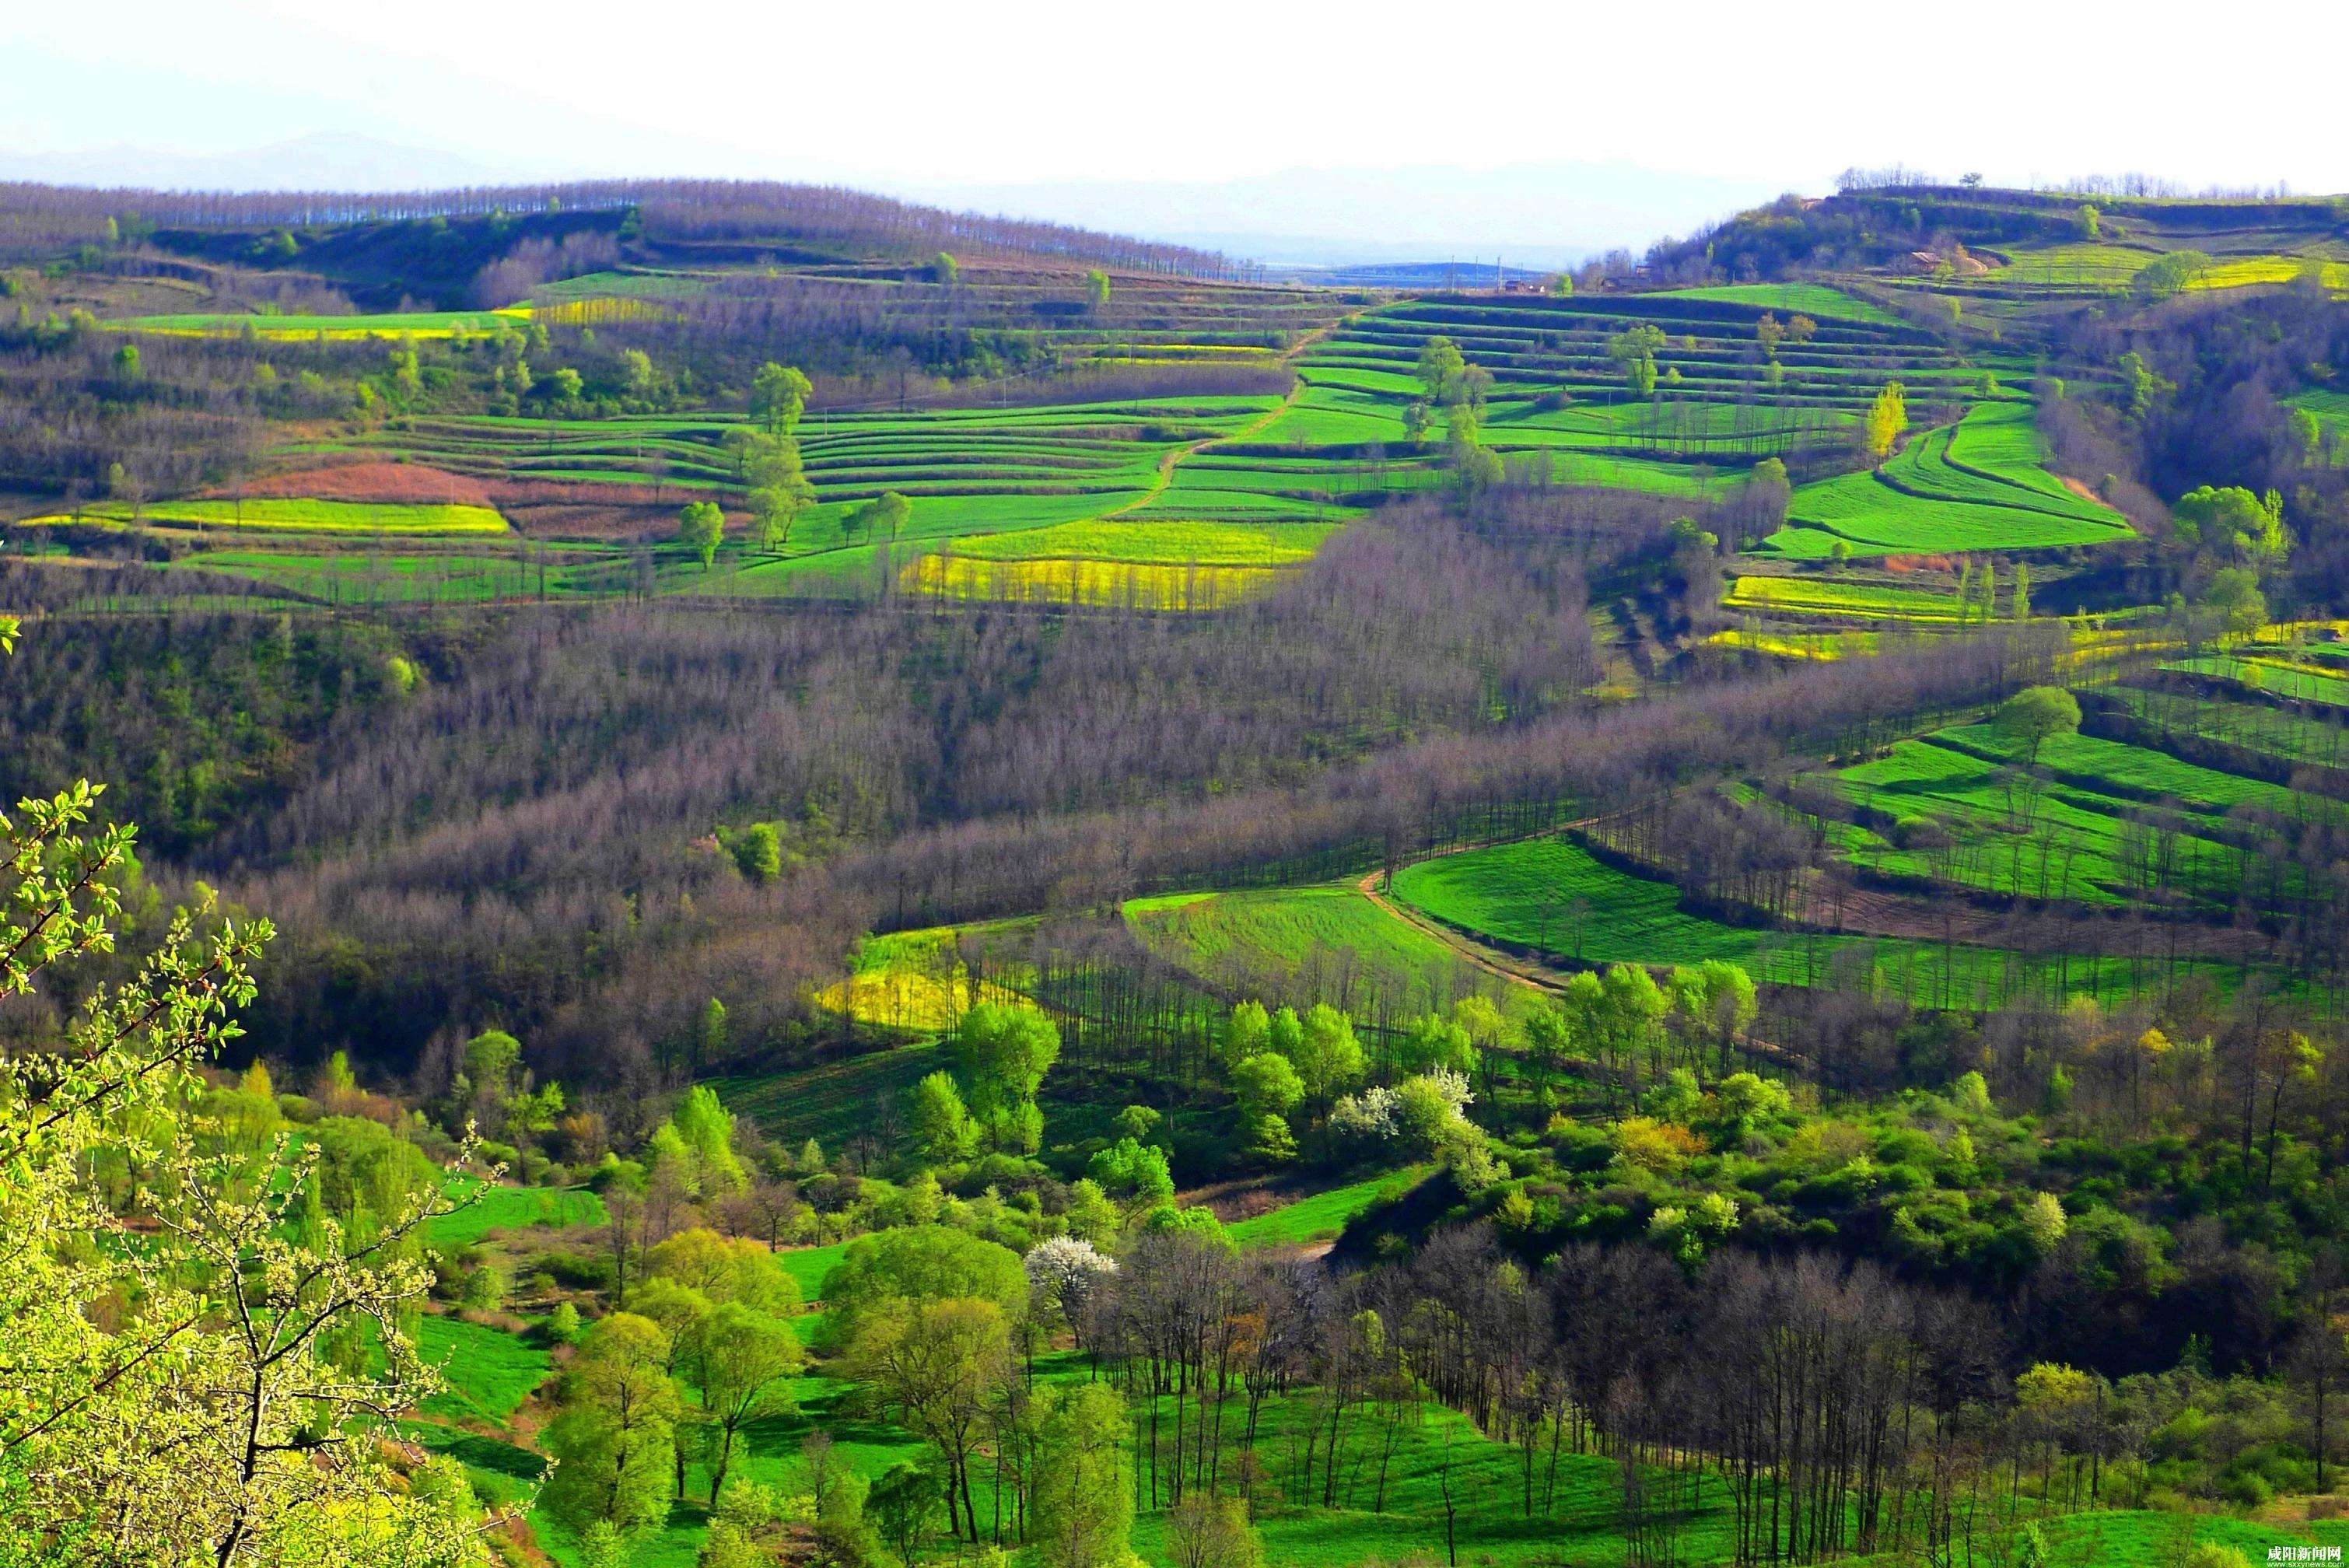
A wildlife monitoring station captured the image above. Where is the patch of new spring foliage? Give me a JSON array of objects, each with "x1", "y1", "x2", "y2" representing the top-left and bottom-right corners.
[{"x1": 817, "y1": 926, "x2": 1027, "y2": 1031}]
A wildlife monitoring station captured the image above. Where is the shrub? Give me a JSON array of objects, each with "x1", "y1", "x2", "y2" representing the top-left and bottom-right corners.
[
  {"x1": 2218, "y1": 1471, "x2": 2273, "y2": 1508},
  {"x1": 1889, "y1": 815, "x2": 1950, "y2": 851},
  {"x1": 537, "y1": 1249, "x2": 616, "y2": 1291},
  {"x1": 459, "y1": 1262, "x2": 508, "y2": 1313},
  {"x1": 1246, "y1": 1113, "x2": 1297, "y2": 1164},
  {"x1": 1393, "y1": 1070, "x2": 1474, "y2": 1154},
  {"x1": 1612, "y1": 1115, "x2": 1704, "y2": 1174},
  {"x1": 2185, "y1": 1544, "x2": 2253, "y2": 1568},
  {"x1": 547, "y1": 1300, "x2": 583, "y2": 1345}
]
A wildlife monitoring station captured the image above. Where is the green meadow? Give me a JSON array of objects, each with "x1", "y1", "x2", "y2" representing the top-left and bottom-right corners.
[
  {"x1": 1224, "y1": 1166, "x2": 1436, "y2": 1249},
  {"x1": 1766, "y1": 404, "x2": 2131, "y2": 558},
  {"x1": 425, "y1": 1178, "x2": 607, "y2": 1250},
  {"x1": 1125, "y1": 884, "x2": 1482, "y2": 1017}
]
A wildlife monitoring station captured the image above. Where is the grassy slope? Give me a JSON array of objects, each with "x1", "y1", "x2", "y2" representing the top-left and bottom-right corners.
[
  {"x1": 712, "y1": 1043, "x2": 948, "y2": 1157},
  {"x1": 417, "y1": 1313, "x2": 551, "y2": 1428},
  {"x1": 1125, "y1": 885, "x2": 1474, "y2": 1017},
  {"x1": 1225, "y1": 1166, "x2": 1434, "y2": 1248},
  {"x1": 427, "y1": 1179, "x2": 607, "y2": 1250},
  {"x1": 1655, "y1": 282, "x2": 1905, "y2": 324},
  {"x1": 1765, "y1": 403, "x2": 2130, "y2": 558}
]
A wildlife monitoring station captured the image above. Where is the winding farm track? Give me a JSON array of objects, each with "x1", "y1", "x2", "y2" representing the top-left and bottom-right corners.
[
  {"x1": 1090, "y1": 311, "x2": 1357, "y2": 524},
  {"x1": 1341, "y1": 803, "x2": 1639, "y2": 1002},
  {"x1": 1091, "y1": 388, "x2": 1296, "y2": 522},
  {"x1": 1353, "y1": 863, "x2": 1570, "y2": 999},
  {"x1": 1350, "y1": 858, "x2": 1811, "y2": 1076}
]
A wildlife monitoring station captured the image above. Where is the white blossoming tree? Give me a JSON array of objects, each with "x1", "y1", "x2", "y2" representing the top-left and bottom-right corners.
[{"x1": 1024, "y1": 1234, "x2": 1118, "y2": 1347}]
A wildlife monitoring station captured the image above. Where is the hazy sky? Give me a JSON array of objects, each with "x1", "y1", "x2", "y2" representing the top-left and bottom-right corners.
[{"x1": 10, "y1": 0, "x2": 2347, "y2": 195}]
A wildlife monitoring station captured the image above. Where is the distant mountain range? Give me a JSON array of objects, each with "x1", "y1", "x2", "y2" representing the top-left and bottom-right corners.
[
  {"x1": 0, "y1": 135, "x2": 1787, "y2": 268},
  {"x1": 895, "y1": 160, "x2": 1788, "y2": 269},
  {"x1": 0, "y1": 132, "x2": 521, "y2": 193},
  {"x1": 1269, "y1": 260, "x2": 1557, "y2": 289}
]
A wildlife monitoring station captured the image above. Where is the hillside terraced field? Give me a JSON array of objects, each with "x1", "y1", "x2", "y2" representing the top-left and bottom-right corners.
[
  {"x1": 816, "y1": 924, "x2": 1031, "y2": 1031},
  {"x1": 941, "y1": 516, "x2": 1336, "y2": 565},
  {"x1": 109, "y1": 307, "x2": 534, "y2": 338},
  {"x1": 2165, "y1": 645, "x2": 2349, "y2": 707},
  {"x1": 1724, "y1": 574, "x2": 1971, "y2": 623},
  {"x1": 1763, "y1": 402, "x2": 2132, "y2": 558},
  {"x1": 1299, "y1": 292, "x2": 1994, "y2": 420},
  {"x1": 1807, "y1": 731, "x2": 2295, "y2": 910},
  {"x1": 2111, "y1": 684, "x2": 2349, "y2": 772}
]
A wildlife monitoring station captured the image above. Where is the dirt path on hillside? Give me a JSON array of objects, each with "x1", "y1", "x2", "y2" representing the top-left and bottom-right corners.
[
  {"x1": 1350, "y1": 861, "x2": 1815, "y2": 1073},
  {"x1": 1343, "y1": 805, "x2": 1651, "y2": 1001},
  {"x1": 1093, "y1": 313, "x2": 1357, "y2": 523},
  {"x1": 1353, "y1": 865, "x2": 1572, "y2": 998},
  {"x1": 1092, "y1": 390, "x2": 1294, "y2": 521}
]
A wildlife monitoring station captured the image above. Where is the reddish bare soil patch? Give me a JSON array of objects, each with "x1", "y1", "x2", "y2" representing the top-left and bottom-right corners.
[
  {"x1": 484, "y1": 478, "x2": 700, "y2": 509},
  {"x1": 1882, "y1": 554, "x2": 1956, "y2": 574},
  {"x1": 213, "y1": 461, "x2": 493, "y2": 508},
  {"x1": 501, "y1": 499, "x2": 691, "y2": 542},
  {"x1": 482, "y1": 478, "x2": 725, "y2": 541}
]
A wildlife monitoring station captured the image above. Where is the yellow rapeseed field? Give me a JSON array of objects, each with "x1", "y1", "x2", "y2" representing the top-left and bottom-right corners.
[{"x1": 900, "y1": 552, "x2": 1290, "y2": 610}]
